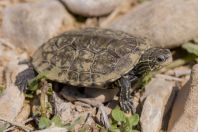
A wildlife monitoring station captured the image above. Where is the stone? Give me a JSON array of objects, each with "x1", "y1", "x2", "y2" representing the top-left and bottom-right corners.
[
  {"x1": 84, "y1": 88, "x2": 119, "y2": 103},
  {"x1": 1, "y1": 0, "x2": 74, "y2": 53},
  {"x1": 53, "y1": 93, "x2": 73, "y2": 123},
  {"x1": 0, "y1": 84, "x2": 24, "y2": 123},
  {"x1": 108, "y1": 0, "x2": 198, "y2": 48},
  {"x1": 168, "y1": 64, "x2": 198, "y2": 132},
  {"x1": 15, "y1": 103, "x2": 31, "y2": 123},
  {"x1": 0, "y1": 41, "x2": 28, "y2": 128},
  {"x1": 62, "y1": 0, "x2": 122, "y2": 17},
  {"x1": 35, "y1": 127, "x2": 67, "y2": 132},
  {"x1": 140, "y1": 76, "x2": 175, "y2": 132}
]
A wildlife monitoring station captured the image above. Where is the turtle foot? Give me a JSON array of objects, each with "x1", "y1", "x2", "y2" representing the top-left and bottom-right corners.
[
  {"x1": 15, "y1": 67, "x2": 36, "y2": 91},
  {"x1": 120, "y1": 98, "x2": 136, "y2": 113}
]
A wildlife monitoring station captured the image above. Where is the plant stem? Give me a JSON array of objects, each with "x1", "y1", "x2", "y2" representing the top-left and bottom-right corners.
[
  {"x1": 161, "y1": 54, "x2": 197, "y2": 72},
  {"x1": 40, "y1": 79, "x2": 49, "y2": 117}
]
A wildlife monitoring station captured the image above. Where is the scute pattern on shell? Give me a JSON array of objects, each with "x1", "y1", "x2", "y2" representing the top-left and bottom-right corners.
[{"x1": 32, "y1": 28, "x2": 150, "y2": 87}]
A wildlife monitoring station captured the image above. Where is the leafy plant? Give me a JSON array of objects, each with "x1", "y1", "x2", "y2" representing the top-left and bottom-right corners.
[
  {"x1": 51, "y1": 115, "x2": 64, "y2": 127},
  {"x1": 25, "y1": 71, "x2": 52, "y2": 99},
  {"x1": 112, "y1": 107, "x2": 126, "y2": 122},
  {"x1": 38, "y1": 115, "x2": 63, "y2": 129},
  {"x1": 28, "y1": 72, "x2": 48, "y2": 92},
  {"x1": 109, "y1": 107, "x2": 140, "y2": 132},
  {"x1": 0, "y1": 85, "x2": 4, "y2": 95},
  {"x1": 25, "y1": 72, "x2": 47, "y2": 98},
  {"x1": 139, "y1": 72, "x2": 152, "y2": 88},
  {"x1": 182, "y1": 42, "x2": 198, "y2": 56},
  {"x1": 162, "y1": 39, "x2": 198, "y2": 71},
  {"x1": 66, "y1": 116, "x2": 84, "y2": 131},
  {"x1": 138, "y1": 0, "x2": 151, "y2": 3},
  {"x1": 0, "y1": 128, "x2": 3, "y2": 132},
  {"x1": 79, "y1": 126, "x2": 90, "y2": 132},
  {"x1": 39, "y1": 116, "x2": 51, "y2": 129}
]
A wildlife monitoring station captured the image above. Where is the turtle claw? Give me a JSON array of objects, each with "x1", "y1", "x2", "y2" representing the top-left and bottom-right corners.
[{"x1": 120, "y1": 98, "x2": 134, "y2": 113}]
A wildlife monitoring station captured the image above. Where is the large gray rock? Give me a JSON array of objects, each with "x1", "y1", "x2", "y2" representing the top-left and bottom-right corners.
[
  {"x1": 108, "y1": 0, "x2": 198, "y2": 48},
  {"x1": 140, "y1": 76, "x2": 175, "y2": 132},
  {"x1": 62, "y1": 0, "x2": 122, "y2": 17},
  {"x1": 168, "y1": 64, "x2": 198, "y2": 132},
  {"x1": 0, "y1": 41, "x2": 27, "y2": 129},
  {"x1": 1, "y1": 0, "x2": 74, "y2": 53}
]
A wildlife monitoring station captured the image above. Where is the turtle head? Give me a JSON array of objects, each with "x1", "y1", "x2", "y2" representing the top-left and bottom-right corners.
[
  {"x1": 142, "y1": 48, "x2": 172, "y2": 70},
  {"x1": 134, "y1": 48, "x2": 172, "y2": 76}
]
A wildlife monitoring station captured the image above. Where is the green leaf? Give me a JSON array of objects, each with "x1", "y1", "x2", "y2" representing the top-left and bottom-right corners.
[
  {"x1": 28, "y1": 72, "x2": 48, "y2": 91},
  {"x1": 79, "y1": 127, "x2": 89, "y2": 132},
  {"x1": 182, "y1": 43, "x2": 198, "y2": 56},
  {"x1": 0, "y1": 128, "x2": 3, "y2": 132},
  {"x1": 140, "y1": 72, "x2": 152, "y2": 87},
  {"x1": 38, "y1": 116, "x2": 51, "y2": 129},
  {"x1": 24, "y1": 93, "x2": 34, "y2": 98},
  {"x1": 138, "y1": 0, "x2": 149, "y2": 3},
  {"x1": 193, "y1": 37, "x2": 198, "y2": 43},
  {"x1": 131, "y1": 130, "x2": 140, "y2": 132},
  {"x1": 0, "y1": 85, "x2": 5, "y2": 95},
  {"x1": 51, "y1": 115, "x2": 63, "y2": 127},
  {"x1": 111, "y1": 107, "x2": 126, "y2": 122},
  {"x1": 109, "y1": 125, "x2": 120, "y2": 132},
  {"x1": 128, "y1": 114, "x2": 139, "y2": 127},
  {"x1": 47, "y1": 83, "x2": 53, "y2": 95},
  {"x1": 66, "y1": 116, "x2": 84, "y2": 131},
  {"x1": 28, "y1": 81, "x2": 38, "y2": 91},
  {"x1": 123, "y1": 126, "x2": 131, "y2": 132}
]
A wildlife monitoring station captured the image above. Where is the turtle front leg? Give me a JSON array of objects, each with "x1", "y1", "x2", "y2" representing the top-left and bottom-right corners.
[
  {"x1": 118, "y1": 75, "x2": 138, "y2": 113},
  {"x1": 15, "y1": 67, "x2": 36, "y2": 91}
]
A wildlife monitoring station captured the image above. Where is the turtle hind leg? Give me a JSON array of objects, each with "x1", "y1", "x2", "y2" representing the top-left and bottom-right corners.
[{"x1": 15, "y1": 67, "x2": 36, "y2": 91}]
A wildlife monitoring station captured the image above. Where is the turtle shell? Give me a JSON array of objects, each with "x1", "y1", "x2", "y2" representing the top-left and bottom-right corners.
[{"x1": 32, "y1": 28, "x2": 150, "y2": 88}]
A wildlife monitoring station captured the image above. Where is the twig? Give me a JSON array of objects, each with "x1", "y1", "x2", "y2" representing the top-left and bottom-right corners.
[
  {"x1": 156, "y1": 74, "x2": 183, "y2": 82},
  {"x1": 0, "y1": 116, "x2": 33, "y2": 132},
  {"x1": 4, "y1": 117, "x2": 34, "y2": 132},
  {"x1": 174, "y1": 69, "x2": 191, "y2": 77},
  {"x1": 160, "y1": 54, "x2": 197, "y2": 72},
  {"x1": 99, "y1": 104, "x2": 110, "y2": 129},
  {"x1": 4, "y1": 126, "x2": 15, "y2": 132},
  {"x1": 64, "y1": 95, "x2": 110, "y2": 129},
  {"x1": 82, "y1": 113, "x2": 90, "y2": 127}
]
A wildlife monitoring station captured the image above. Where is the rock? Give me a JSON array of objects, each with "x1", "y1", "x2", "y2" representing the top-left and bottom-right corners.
[
  {"x1": 0, "y1": 67, "x2": 4, "y2": 95},
  {"x1": 53, "y1": 93, "x2": 73, "y2": 123},
  {"x1": 99, "y1": 0, "x2": 137, "y2": 27},
  {"x1": 54, "y1": 92, "x2": 95, "y2": 126},
  {"x1": 140, "y1": 76, "x2": 175, "y2": 132},
  {"x1": 0, "y1": 84, "x2": 24, "y2": 123},
  {"x1": 0, "y1": 40, "x2": 28, "y2": 128},
  {"x1": 15, "y1": 103, "x2": 31, "y2": 123},
  {"x1": 108, "y1": 0, "x2": 198, "y2": 48},
  {"x1": 61, "y1": 0, "x2": 122, "y2": 17},
  {"x1": 1, "y1": 0, "x2": 74, "y2": 53},
  {"x1": 168, "y1": 64, "x2": 198, "y2": 132},
  {"x1": 35, "y1": 127, "x2": 67, "y2": 132},
  {"x1": 60, "y1": 87, "x2": 118, "y2": 107},
  {"x1": 84, "y1": 88, "x2": 119, "y2": 103}
]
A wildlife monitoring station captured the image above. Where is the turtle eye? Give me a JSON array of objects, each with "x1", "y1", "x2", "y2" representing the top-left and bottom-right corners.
[{"x1": 157, "y1": 55, "x2": 165, "y2": 62}]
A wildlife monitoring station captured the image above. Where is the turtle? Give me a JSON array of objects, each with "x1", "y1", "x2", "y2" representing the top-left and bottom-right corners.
[{"x1": 15, "y1": 27, "x2": 172, "y2": 112}]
